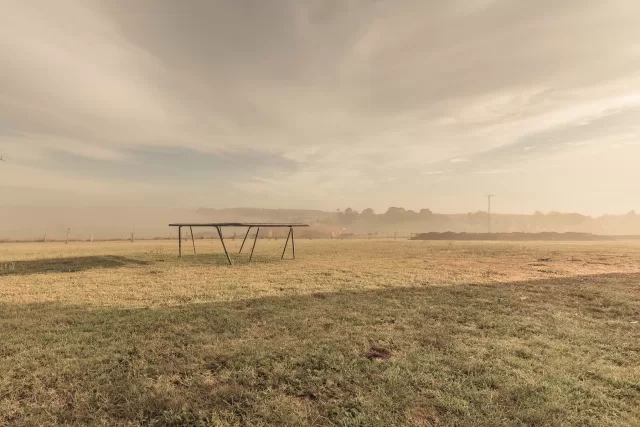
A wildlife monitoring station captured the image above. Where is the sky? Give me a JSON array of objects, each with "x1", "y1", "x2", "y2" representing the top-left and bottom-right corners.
[{"x1": 1, "y1": 0, "x2": 639, "y2": 215}]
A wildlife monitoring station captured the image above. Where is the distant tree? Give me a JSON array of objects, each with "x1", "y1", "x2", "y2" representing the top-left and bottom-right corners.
[
  {"x1": 361, "y1": 208, "x2": 375, "y2": 216},
  {"x1": 342, "y1": 207, "x2": 358, "y2": 224},
  {"x1": 383, "y1": 207, "x2": 408, "y2": 224},
  {"x1": 385, "y1": 207, "x2": 406, "y2": 216},
  {"x1": 419, "y1": 208, "x2": 433, "y2": 216},
  {"x1": 344, "y1": 207, "x2": 358, "y2": 217}
]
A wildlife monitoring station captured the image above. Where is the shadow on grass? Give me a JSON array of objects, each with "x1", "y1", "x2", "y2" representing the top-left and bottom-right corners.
[
  {"x1": 1, "y1": 272, "x2": 639, "y2": 426},
  {"x1": 175, "y1": 252, "x2": 287, "y2": 266},
  {"x1": 0, "y1": 255, "x2": 149, "y2": 277},
  {"x1": 0, "y1": 251, "x2": 290, "y2": 277}
]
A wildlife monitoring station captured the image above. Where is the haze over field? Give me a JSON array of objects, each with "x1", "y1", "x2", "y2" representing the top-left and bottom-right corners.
[
  {"x1": 1, "y1": 0, "x2": 640, "y2": 216},
  {"x1": 2, "y1": 206, "x2": 640, "y2": 241},
  {"x1": 3, "y1": 4, "x2": 640, "y2": 424}
]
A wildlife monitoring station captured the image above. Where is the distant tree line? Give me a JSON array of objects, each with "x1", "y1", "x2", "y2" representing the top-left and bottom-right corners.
[
  {"x1": 315, "y1": 207, "x2": 640, "y2": 235},
  {"x1": 5, "y1": 206, "x2": 638, "y2": 242}
]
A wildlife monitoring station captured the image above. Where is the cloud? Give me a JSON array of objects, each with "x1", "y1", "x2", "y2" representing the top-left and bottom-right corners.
[
  {"x1": 1, "y1": 0, "x2": 640, "y2": 213},
  {"x1": 475, "y1": 168, "x2": 522, "y2": 175},
  {"x1": 24, "y1": 145, "x2": 299, "y2": 188},
  {"x1": 422, "y1": 170, "x2": 450, "y2": 175}
]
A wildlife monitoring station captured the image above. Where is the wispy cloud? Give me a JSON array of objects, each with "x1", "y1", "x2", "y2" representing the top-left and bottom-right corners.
[
  {"x1": 475, "y1": 168, "x2": 523, "y2": 175},
  {"x1": 422, "y1": 170, "x2": 450, "y2": 175},
  {"x1": 1, "y1": 0, "x2": 640, "y2": 213}
]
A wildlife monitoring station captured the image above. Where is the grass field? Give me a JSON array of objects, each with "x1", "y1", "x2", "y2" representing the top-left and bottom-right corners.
[{"x1": 1, "y1": 238, "x2": 639, "y2": 426}]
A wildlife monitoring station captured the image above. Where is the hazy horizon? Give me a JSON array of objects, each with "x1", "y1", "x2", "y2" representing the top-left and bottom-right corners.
[
  {"x1": 3, "y1": 205, "x2": 640, "y2": 242},
  {"x1": 2, "y1": 1, "x2": 640, "y2": 215},
  {"x1": 0, "y1": 204, "x2": 638, "y2": 218}
]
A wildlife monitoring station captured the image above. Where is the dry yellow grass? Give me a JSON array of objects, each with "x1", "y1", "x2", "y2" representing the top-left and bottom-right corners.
[
  {"x1": 2, "y1": 239, "x2": 639, "y2": 307},
  {"x1": 1, "y1": 239, "x2": 639, "y2": 426}
]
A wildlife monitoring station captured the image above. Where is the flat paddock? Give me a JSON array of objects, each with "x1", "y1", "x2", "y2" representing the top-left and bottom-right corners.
[{"x1": 1, "y1": 239, "x2": 639, "y2": 425}]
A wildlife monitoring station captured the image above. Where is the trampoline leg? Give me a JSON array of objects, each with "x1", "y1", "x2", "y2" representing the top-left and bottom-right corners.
[
  {"x1": 291, "y1": 227, "x2": 296, "y2": 259},
  {"x1": 178, "y1": 226, "x2": 182, "y2": 257},
  {"x1": 190, "y1": 226, "x2": 197, "y2": 256},
  {"x1": 281, "y1": 228, "x2": 291, "y2": 260},
  {"x1": 239, "y1": 226, "x2": 251, "y2": 253},
  {"x1": 216, "y1": 226, "x2": 232, "y2": 265},
  {"x1": 249, "y1": 227, "x2": 260, "y2": 263}
]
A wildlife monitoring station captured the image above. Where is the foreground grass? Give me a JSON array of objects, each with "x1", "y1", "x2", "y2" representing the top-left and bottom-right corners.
[{"x1": 1, "y1": 240, "x2": 639, "y2": 426}]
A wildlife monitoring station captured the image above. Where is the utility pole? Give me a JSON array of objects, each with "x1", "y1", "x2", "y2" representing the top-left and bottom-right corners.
[{"x1": 486, "y1": 194, "x2": 495, "y2": 234}]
